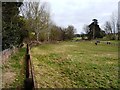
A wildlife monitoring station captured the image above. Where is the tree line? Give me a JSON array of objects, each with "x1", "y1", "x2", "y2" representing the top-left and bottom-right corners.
[
  {"x1": 2, "y1": 1, "x2": 76, "y2": 50},
  {"x1": 103, "y1": 12, "x2": 119, "y2": 40},
  {"x1": 3, "y1": 1, "x2": 119, "y2": 50},
  {"x1": 83, "y1": 12, "x2": 119, "y2": 40}
]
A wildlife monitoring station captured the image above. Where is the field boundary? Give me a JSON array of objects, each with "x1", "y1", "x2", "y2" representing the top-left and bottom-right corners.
[
  {"x1": 24, "y1": 44, "x2": 37, "y2": 90},
  {"x1": 1, "y1": 48, "x2": 18, "y2": 64}
]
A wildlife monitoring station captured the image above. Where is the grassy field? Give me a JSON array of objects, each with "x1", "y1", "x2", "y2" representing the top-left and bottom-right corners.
[
  {"x1": 31, "y1": 41, "x2": 118, "y2": 88},
  {"x1": 2, "y1": 48, "x2": 26, "y2": 88}
]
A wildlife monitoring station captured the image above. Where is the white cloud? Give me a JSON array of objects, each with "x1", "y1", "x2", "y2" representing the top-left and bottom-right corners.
[{"x1": 43, "y1": 0, "x2": 119, "y2": 33}]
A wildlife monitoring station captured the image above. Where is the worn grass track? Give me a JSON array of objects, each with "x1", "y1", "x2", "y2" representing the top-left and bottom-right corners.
[
  {"x1": 31, "y1": 41, "x2": 118, "y2": 88},
  {"x1": 2, "y1": 48, "x2": 26, "y2": 88}
]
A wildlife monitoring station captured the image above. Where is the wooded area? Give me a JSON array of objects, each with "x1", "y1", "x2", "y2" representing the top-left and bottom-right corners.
[
  {"x1": 2, "y1": 1, "x2": 76, "y2": 50},
  {"x1": 2, "y1": 1, "x2": 119, "y2": 51}
]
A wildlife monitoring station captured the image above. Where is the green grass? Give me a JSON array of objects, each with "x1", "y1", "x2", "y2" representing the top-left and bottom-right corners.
[
  {"x1": 3, "y1": 48, "x2": 26, "y2": 88},
  {"x1": 31, "y1": 41, "x2": 118, "y2": 88}
]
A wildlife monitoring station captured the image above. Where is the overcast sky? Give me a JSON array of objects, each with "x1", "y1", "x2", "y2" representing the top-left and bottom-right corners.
[{"x1": 42, "y1": 0, "x2": 119, "y2": 34}]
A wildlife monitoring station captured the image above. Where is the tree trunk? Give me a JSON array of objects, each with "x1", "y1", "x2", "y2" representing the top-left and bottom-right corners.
[{"x1": 36, "y1": 33, "x2": 39, "y2": 42}]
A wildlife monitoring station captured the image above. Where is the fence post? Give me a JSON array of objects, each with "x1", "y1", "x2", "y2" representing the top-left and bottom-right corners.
[
  {"x1": 25, "y1": 44, "x2": 29, "y2": 78},
  {"x1": 24, "y1": 44, "x2": 34, "y2": 90}
]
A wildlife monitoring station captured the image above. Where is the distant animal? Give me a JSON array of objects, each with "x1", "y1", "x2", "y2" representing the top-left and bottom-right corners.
[
  {"x1": 95, "y1": 40, "x2": 100, "y2": 45},
  {"x1": 95, "y1": 42, "x2": 97, "y2": 45},
  {"x1": 107, "y1": 41, "x2": 111, "y2": 44},
  {"x1": 96, "y1": 40, "x2": 100, "y2": 43}
]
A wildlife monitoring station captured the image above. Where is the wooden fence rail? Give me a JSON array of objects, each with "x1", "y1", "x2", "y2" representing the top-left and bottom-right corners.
[{"x1": 24, "y1": 44, "x2": 35, "y2": 90}]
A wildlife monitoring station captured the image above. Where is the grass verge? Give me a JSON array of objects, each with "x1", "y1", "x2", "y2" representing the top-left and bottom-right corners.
[{"x1": 2, "y1": 48, "x2": 26, "y2": 88}]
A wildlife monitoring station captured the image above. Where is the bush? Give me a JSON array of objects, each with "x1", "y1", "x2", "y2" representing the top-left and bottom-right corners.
[{"x1": 103, "y1": 34, "x2": 116, "y2": 40}]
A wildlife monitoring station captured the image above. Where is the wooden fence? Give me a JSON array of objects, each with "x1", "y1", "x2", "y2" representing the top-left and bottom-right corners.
[{"x1": 24, "y1": 44, "x2": 36, "y2": 90}]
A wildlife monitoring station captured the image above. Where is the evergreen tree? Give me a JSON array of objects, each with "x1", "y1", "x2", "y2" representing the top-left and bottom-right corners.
[
  {"x1": 88, "y1": 19, "x2": 105, "y2": 40},
  {"x1": 2, "y1": 2, "x2": 28, "y2": 50}
]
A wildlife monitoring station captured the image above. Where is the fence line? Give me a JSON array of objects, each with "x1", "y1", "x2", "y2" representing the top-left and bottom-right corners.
[{"x1": 24, "y1": 44, "x2": 36, "y2": 90}]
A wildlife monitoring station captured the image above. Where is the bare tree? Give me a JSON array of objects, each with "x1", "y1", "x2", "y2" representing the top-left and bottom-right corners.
[
  {"x1": 20, "y1": 1, "x2": 50, "y2": 42},
  {"x1": 104, "y1": 21, "x2": 112, "y2": 34},
  {"x1": 110, "y1": 12, "x2": 118, "y2": 38}
]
